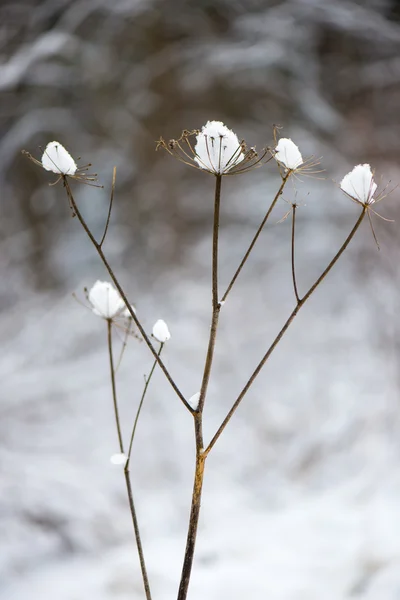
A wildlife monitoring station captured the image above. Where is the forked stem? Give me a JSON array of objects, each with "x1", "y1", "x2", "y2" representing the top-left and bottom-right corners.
[{"x1": 205, "y1": 207, "x2": 366, "y2": 455}]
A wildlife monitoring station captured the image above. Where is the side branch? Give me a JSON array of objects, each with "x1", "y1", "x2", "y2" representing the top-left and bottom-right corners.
[
  {"x1": 205, "y1": 207, "x2": 366, "y2": 454},
  {"x1": 291, "y1": 204, "x2": 300, "y2": 304},
  {"x1": 64, "y1": 179, "x2": 193, "y2": 414},
  {"x1": 106, "y1": 321, "x2": 152, "y2": 600},
  {"x1": 126, "y1": 343, "x2": 163, "y2": 466},
  {"x1": 107, "y1": 320, "x2": 124, "y2": 453},
  {"x1": 221, "y1": 174, "x2": 289, "y2": 303},
  {"x1": 99, "y1": 166, "x2": 116, "y2": 247}
]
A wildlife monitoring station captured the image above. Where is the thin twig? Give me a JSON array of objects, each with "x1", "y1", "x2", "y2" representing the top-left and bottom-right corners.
[
  {"x1": 107, "y1": 319, "x2": 124, "y2": 453},
  {"x1": 124, "y1": 471, "x2": 153, "y2": 600},
  {"x1": 221, "y1": 174, "x2": 289, "y2": 303},
  {"x1": 291, "y1": 204, "x2": 300, "y2": 304},
  {"x1": 99, "y1": 166, "x2": 116, "y2": 248},
  {"x1": 63, "y1": 178, "x2": 193, "y2": 414},
  {"x1": 107, "y1": 320, "x2": 153, "y2": 600},
  {"x1": 204, "y1": 207, "x2": 366, "y2": 455},
  {"x1": 115, "y1": 319, "x2": 132, "y2": 372},
  {"x1": 126, "y1": 343, "x2": 164, "y2": 465}
]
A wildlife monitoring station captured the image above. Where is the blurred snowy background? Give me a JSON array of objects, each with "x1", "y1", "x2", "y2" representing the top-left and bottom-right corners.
[{"x1": 2, "y1": 0, "x2": 400, "y2": 598}]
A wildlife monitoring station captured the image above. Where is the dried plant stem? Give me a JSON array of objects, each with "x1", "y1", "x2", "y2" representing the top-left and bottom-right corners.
[
  {"x1": 64, "y1": 178, "x2": 193, "y2": 414},
  {"x1": 205, "y1": 207, "x2": 366, "y2": 455},
  {"x1": 221, "y1": 174, "x2": 289, "y2": 303},
  {"x1": 177, "y1": 175, "x2": 222, "y2": 600},
  {"x1": 107, "y1": 320, "x2": 124, "y2": 453},
  {"x1": 99, "y1": 166, "x2": 116, "y2": 247},
  {"x1": 126, "y1": 343, "x2": 164, "y2": 465},
  {"x1": 291, "y1": 204, "x2": 300, "y2": 304},
  {"x1": 197, "y1": 174, "x2": 222, "y2": 417},
  {"x1": 124, "y1": 471, "x2": 152, "y2": 600},
  {"x1": 106, "y1": 319, "x2": 152, "y2": 600},
  {"x1": 177, "y1": 417, "x2": 206, "y2": 600}
]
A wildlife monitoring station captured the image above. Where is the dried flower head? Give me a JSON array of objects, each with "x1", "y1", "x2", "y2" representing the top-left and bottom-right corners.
[
  {"x1": 272, "y1": 137, "x2": 322, "y2": 178},
  {"x1": 274, "y1": 138, "x2": 303, "y2": 171},
  {"x1": 157, "y1": 121, "x2": 269, "y2": 175},
  {"x1": 152, "y1": 319, "x2": 171, "y2": 343},
  {"x1": 340, "y1": 164, "x2": 394, "y2": 249},
  {"x1": 22, "y1": 141, "x2": 99, "y2": 186},
  {"x1": 340, "y1": 164, "x2": 377, "y2": 206}
]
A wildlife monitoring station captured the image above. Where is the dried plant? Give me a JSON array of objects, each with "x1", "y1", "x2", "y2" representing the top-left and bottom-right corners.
[{"x1": 23, "y1": 121, "x2": 392, "y2": 600}]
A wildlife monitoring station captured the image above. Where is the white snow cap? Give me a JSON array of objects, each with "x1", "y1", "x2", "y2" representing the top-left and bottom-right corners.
[
  {"x1": 88, "y1": 280, "x2": 126, "y2": 319},
  {"x1": 274, "y1": 138, "x2": 303, "y2": 170},
  {"x1": 194, "y1": 121, "x2": 244, "y2": 174},
  {"x1": 340, "y1": 164, "x2": 377, "y2": 205},
  {"x1": 152, "y1": 319, "x2": 171, "y2": 343},
  {"x1": 41, "y1": 141, "x2": 77, "y2": 175},
  {"x1": 110, "y1": 453, "x2": 127, "y2": 466},
  {"x1": 189, "y1": 392, "x2": 201, "y2": 409}
]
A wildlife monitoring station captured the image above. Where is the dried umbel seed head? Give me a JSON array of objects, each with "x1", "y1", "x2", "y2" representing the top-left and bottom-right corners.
[
  {"x1": 340, "y1": 164, "x2": 377, "y2": 206},
  {"x1": 22, "y1": 141, "x2": 100, "y2": 186},
  {"x1": 272, "y1": 136, "x2": 322, "y2": 178},
  {"x1": 157, "y1": 121, "x2": 270, "y2": 176},
  {"x1": 340, "y1": 163, "x2": 394, "y2": 250}
]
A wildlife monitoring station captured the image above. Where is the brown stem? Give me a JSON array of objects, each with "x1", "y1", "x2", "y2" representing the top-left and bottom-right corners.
[
  {"x1": 107, "y1": 319, "x2": 124, "y2": 453},
  {"x1": 291, "y1": 204, "x2": 300, "y2": 304},
  {"x1": 221, "y1": 174, "x2": 288, "y2": 303},
  {"x1": 205, "y1": 207, "x2": 366, "y2": 455},
  {"x1": 124, "y1": 470, "x2": 153, "y2": 600},
  {"x1": 99, "y1": 166, "x2": 116, "y2": 248},
  {"x1": 177, "y1": 417, "x2": 206, "y2": 600},
  {"x1": 64, "y1": 178, "x2": 193, "y2": 414},
  {"x1": 197, "y1": 175, "x2": 222, "y2": 418},
  {"x1": 107, "y1": 320, "x2": 152, "y2": 600},
  {"x1": 126, "y1": 343, "x2": 163, "y2": 466},
  {"x1": 177, "y1": 175, "x2": 222, "y2": 600}
]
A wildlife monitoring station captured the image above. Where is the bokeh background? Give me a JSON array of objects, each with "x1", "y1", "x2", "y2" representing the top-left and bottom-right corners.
[{"x1": 2, "y1": 1, "x2": 400, "y2": 598}]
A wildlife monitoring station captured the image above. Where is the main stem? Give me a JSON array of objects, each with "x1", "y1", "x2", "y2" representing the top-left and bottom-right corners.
[
  {"x1": 64, "y1": 179, "x2": 192, "y2": 414},
  {"x1": 197, "y1": 174, "x2": 222, "y2": 416},
  {"x1": 177, "y1": 417, "x2": 206, "y2": 600},
  {"x1": 177, "y1": 174, "x2": 222, "y2": 600},
  {"x1": 106, "y1": 321, "x2": 152, "y2": 600},
  {"x1": 205, "y1": 207, "x2": 366, "y2": 454}
]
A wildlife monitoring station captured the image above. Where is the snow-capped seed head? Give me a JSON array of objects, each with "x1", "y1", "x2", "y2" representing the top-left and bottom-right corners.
[
  {"x1": 110, "y1": 453, "x2": 127, "y2": 466},
  {"x1": 188, "y1": 392, "x2": 200, "y2": 409},
  {"x1": 274, "y1": 138, "x2": 303, "y2": 171},
  {"x1": 157, "y1": 122, "x2": 268, "y2": 175},
  {"x1": 88, "y1": 280, "x2": 126, "y2": 319},
  {"x1": 340, "y1": 164, "x2": 377, "y2": 205},
  {"x1": 41, "y1": 141, "x2": 77, "y2": 175},
  {"x1": 194, "y1": 121, "x2": 245, "y2": 174},
  {"x1": 152, "y1": 319, "x2": 171, "y2": 343}
]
